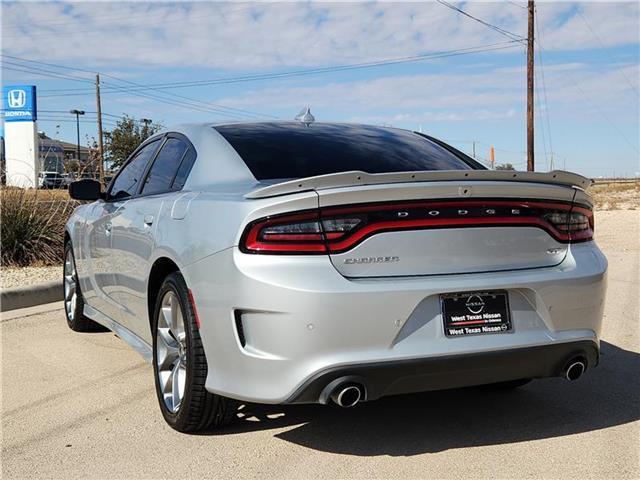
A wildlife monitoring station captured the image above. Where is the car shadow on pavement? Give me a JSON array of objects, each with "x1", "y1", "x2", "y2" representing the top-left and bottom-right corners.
[{"x1": 209, "y1": 341, "x2": 640, "y2": 456}]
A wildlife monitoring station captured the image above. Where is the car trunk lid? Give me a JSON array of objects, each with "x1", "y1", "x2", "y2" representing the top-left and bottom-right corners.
[{"x1": 314, "y1": 178, "x2": 585, "y2": 277}]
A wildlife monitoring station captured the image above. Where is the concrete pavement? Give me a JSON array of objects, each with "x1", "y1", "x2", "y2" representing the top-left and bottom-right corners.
[{"x1": 2, "y1": 210, "x2": 639, "y2": 479}]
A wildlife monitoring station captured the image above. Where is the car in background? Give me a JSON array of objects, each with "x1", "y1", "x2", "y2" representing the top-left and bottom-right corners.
[
  {"x1": 38, "y1": 171, "x2": 65, "y2": 189},
  {"x1": 64, "y1": 122, "x2": 607, "y2": 432}
]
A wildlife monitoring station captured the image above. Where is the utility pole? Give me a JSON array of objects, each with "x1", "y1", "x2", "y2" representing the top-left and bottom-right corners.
[
  {"x1": 490, "y1": 146, "x2": 495, "y2": 169},
  {"x1": 70, "y1": 109, "x2": 85, "y2": 165},
  {"x1": 95, "y1": 74, "x2": 105, "y2": 185},
  {"x1": 527, "y1": 0, "x2": 535, "y2": 171},
  {"x1": 472, "y1": 141, "x2": 476, "y2": 159}
]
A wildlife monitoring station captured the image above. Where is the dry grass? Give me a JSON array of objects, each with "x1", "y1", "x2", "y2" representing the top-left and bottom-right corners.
[
  {"x1": 589, "y1": 181, "x2": 640, "y2": 211},
  {"x1": 0, "y1": 187, "x2": 78, "y2": 267},
  {"x1": 2, "y1": 186, "x2": 71, "y2": 200}
]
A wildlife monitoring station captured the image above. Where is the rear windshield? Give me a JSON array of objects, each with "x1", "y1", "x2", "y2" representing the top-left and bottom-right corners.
[{"x1": 214, "y1": 123, "x2": 476, "y2": 180}]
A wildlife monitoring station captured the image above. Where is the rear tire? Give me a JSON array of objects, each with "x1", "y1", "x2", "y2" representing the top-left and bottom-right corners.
[
  {"x1": 152, "y1": 271, "x2": 239, "y2": 432},
  {"x1": 64, "y1": 242, "x2": 104, "y2": 332}
]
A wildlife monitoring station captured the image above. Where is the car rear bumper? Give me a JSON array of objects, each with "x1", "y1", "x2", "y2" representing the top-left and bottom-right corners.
[
  {"x1": 287, "y1": 340, "x2": 599, "y2": 404},
  {"x1": 184, "y1": 241, "x2": 607, "y2": 404}
]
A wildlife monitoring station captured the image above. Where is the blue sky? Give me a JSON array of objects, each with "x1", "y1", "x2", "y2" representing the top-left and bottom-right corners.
[{"x1": 2, "y1": 1, "x2": 639, "y2": 177}]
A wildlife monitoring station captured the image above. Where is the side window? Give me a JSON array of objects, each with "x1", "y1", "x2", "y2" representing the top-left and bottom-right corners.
[
  {"x1": 108, "y1": 140, "x2": 160, "y2": 200},
  {"x1": 141, "y1": 138, "x2": 189, "y2": 196},
  {"x1": 171, "y1": 147, "x2": 196, "y2": 190}
]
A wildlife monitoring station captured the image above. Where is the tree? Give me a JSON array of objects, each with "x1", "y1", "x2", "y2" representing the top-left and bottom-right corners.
[
  {"x1": 104, "y1": 115, "x2": 163, "y2": 169},
  {"x1": 495, "y1": 163, "x2": 516, "y2": 171}
]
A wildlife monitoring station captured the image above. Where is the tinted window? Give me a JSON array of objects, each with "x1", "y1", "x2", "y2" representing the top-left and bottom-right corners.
[
  {"x1": 215, "y1": 122, "x2": 475, "y2": 180},
  {"x1": 172, "y1": 147, "x2": 196, "y2": 190},
  {"x1": 109, "y1": 139, "x2": 160, "y2": 200},
  {"x1": 141, "y1": 138, "x2": 189, "y2": 195}
]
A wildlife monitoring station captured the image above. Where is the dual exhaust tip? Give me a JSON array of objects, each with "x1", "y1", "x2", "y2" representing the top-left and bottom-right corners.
[
  {"x1": 564, "y1": 358, "x2": 586, "y2": 381},
  {"x1": 330, "y1": 384, "x2": 364, "y2": 408}
]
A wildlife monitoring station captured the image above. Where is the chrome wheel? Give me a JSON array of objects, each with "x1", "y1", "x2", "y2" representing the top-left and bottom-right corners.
[
  {"x1": 156, "y1": 291, "x2": 187, "y2": 413},
  {"x1": 64, "y1": 248, "x2": 77, "y2": 321}
]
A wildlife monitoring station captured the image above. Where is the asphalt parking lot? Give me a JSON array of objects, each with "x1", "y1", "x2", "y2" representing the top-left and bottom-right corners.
[{"x1": 2, "y1": 210, "x2": 639, "y2": 479}]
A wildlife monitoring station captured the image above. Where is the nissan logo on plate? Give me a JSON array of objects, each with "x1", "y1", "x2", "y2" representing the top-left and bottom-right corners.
[{"x1": 465, "y1": 294, "x2": 486, "y2": 314}]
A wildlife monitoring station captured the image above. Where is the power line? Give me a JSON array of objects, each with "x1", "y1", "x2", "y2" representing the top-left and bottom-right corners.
[
  {"x1": 535, "y1": 8, "x2": 554, "y2": 169},
  {"x1": 1, "y1": 109, "x2": 122, "y2": 119},
  {"x1": 577, "y1": 10, "x2": 639, "y2": 100},
  {"x1": 506, "y1": 1, "x2": 528, "y2": 10},
  {"x1": 2, "y1": 63, "x2": 94, "y2": 85},
  {"x1": 98, "y1": 75, "x2": 275, "y2": 120},
  {"x1": 538, "y1": 42, "x2": 639, "y2": 156},
  {"x1": 534, "y1": 67, "x2": 549, "y2": 169},
  {"x1": 435, "y1": 0, "x2": 527, "y2": 42},
  {"x1": 2, "y1": 63, "x2": 266, "y2": 121},
  {"x1": 38, "y1": 42, "x2": 521, "y2": 95},
  {"x1": 21, "y1": 41, "x2": 522, "y2": 98},
  {"x1": 2, "y1": 54, "x2": 277, "y2": 120}
]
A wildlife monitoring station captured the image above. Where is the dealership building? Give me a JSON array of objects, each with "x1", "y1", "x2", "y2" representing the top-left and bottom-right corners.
[{"x1": 37, "y1": 132, "x2": 91, "y2": 174}]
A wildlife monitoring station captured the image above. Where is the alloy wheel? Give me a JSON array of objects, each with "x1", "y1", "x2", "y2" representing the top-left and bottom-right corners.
[
  {"x1": 64, "y1": 248, "x2": 77, "y2": 321},
  {"x1": 156, "y1": 291, "x2": 187, "y2": 413}
]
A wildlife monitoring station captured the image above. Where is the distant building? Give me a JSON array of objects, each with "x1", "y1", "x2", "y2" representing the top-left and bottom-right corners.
[
  {"x1": 38, "y1": 133, "x2": 64, "y2": 173},
  {"x1": 37, "y1": 132, "x2": 93, "y2": 174},
  {"x1": 58, "y1": 139, "x2": 91, "y2": 163}
]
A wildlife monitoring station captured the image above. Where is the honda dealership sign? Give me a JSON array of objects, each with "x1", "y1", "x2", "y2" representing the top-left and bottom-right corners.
[
  {"x1": 3, "y1": 84, "x2": 39, "y2": 187},
  {"x1": 3, "y1": 85, "x2": 37, "y2": 122}
]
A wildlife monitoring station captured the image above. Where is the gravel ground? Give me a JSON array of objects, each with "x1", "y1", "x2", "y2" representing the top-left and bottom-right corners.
[{"x1": 1, "y1": 265, "x2": 62, "y2": 289}]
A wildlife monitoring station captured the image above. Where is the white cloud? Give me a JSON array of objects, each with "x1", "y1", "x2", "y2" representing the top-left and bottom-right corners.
[
  {"x1": 214, "y1": 61, "x2": 639, "y2": 123},
  {"x1": 2, "y1": 1, "x2": 638, "y2": 69}
]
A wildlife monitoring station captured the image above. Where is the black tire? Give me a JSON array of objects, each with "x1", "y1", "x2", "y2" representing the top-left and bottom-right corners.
[
  {"x1": 63, "y1": 242, "x2": 104, "y2": 332},
  {"x1": 152, "y1": 271, "x2": 239, "y2": 432},
  {"x1": 480, "y1": 378, "x2": 533, "y2": 390}
]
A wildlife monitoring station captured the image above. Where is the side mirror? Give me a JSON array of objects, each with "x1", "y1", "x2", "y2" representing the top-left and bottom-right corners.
[{"x1": 69, "y1": 179, "x2": 102, "y2": 201}]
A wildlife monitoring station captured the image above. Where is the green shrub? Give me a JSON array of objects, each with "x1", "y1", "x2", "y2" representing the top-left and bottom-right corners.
[{"x1": 1, "y1": 188, "x2": 77, "y2": 267}]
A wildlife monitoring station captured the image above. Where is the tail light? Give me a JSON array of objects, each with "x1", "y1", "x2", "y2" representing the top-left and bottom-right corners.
[{"x1": 240, "y1": 200, "x2": 594, "y2": 254}]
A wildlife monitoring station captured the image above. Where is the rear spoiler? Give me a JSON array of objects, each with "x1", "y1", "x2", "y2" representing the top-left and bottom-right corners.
[{"x1": 245, "y1": 170, "x2": 593, "y2": 199}]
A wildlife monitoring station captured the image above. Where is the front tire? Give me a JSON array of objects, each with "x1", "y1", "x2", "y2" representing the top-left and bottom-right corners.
[
  {"x1": 152, "y1": 272, "x2": 239, "y2": 432},
  {"x1": 64, "y1": 242, "x2": 103, "y2": 332}
]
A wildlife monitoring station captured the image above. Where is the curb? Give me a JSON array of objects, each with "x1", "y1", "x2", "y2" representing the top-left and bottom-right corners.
[{"x1": 0, "y1": 281, "x2": 63, "y2": 312}]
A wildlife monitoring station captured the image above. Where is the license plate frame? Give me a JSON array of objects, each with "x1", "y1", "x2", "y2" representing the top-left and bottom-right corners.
[{"x1": 441, "y1": 290, "x2": 512, "y2": 337}]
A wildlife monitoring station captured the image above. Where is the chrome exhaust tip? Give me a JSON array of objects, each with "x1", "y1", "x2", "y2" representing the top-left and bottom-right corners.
[
  {"x1": 564, "y1": 360, "x2": 586, "y2": 381},
  {"x1": 331, "y1": 385, "x2": 363, "y2": 408}
]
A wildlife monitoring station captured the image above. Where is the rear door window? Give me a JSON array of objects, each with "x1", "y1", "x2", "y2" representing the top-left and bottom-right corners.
[
  {"x1": 141, "y1": 137, "x2": 192, "y2": 196},
  {"x1": 108, "y1": 139, "x2": 160, "y2": 200}
]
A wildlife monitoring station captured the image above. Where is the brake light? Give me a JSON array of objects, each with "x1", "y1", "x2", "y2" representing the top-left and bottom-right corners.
[{"x1": 240, "y1": 200, "x2": 594, "y2": 254}]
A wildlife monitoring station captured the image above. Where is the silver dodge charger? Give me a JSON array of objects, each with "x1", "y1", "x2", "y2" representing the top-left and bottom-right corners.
[{"x1": 64, "y1": 122, "x2": 607, "y2": 432}]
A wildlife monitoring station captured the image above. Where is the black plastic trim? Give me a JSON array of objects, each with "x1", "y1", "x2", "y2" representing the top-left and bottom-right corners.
[{"x1": 285, "y1": 340, "x2": 599, "y2": 404}]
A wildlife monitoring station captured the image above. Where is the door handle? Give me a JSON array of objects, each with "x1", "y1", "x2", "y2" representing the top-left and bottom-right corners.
[{"x1": 143, "y1": 214, "x2": 154, "y2": 226}]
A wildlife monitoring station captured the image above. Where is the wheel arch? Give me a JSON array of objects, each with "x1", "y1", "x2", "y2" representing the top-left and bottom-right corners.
[{"x1": 147, "y1": 257, "x2": 181, "y2": 333}]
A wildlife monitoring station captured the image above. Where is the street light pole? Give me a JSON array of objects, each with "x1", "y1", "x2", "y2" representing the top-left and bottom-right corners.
[
  {"x1": 70, "y1": 109, "x2": 85, "y2": 164},
  {"x1": 140, "y1": 118, "x2": 152, "y2": 134}
]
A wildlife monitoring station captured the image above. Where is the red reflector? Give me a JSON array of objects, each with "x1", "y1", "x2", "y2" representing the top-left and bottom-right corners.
[{"x1": 188, "y1": 289, "x2": 201, "y2": 329}]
